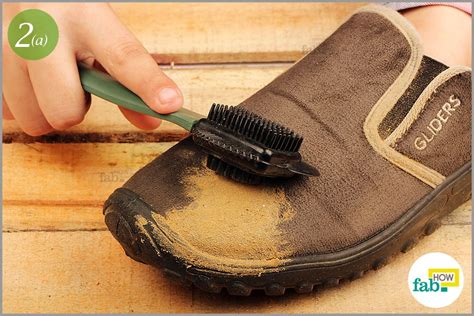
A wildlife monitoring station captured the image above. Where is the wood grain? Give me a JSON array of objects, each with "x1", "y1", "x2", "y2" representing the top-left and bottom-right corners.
[
  {"x1": 3, "y1": 205, "x2": 106, "y2": 232},
  {"x1": 111, "y1": 3, "x2": 363, "y2": 63},
  {"x1": 3, "y1": 3, "x2": 471, "y2": 314},
  {"x1": 3, "y1": 143, "x2": 173, "y2": 204},
  {"x1": 3, "y1": 224, "x2": 470, "y2": 313}
]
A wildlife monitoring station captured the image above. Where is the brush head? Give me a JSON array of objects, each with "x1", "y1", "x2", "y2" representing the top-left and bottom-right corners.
[{"x1": 191, "y1": 104, "x2": 319, "y2": 184}]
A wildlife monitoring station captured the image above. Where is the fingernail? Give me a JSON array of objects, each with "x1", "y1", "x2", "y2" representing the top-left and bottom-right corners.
[{"x1": 155, "y1": 87, "x2": 182, "y2": 112}]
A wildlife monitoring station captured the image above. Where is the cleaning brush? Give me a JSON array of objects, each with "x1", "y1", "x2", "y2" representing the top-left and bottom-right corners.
[{"x1": 78, "y1": 63, "x2": 319, "y2": 184}]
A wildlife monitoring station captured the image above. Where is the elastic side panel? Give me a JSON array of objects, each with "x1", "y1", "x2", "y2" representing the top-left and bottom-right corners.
[{"x1": 393, "y1": 71, "x2": 471, "y2": 176}]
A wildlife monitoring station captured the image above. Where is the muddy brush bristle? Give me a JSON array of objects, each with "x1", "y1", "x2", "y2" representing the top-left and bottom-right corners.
[{"x1": 207, "y1": 104, "x2": 303, "y2": 153}]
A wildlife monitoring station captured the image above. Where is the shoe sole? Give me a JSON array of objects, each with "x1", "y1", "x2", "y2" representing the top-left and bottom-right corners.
[{"x1": 103, "y1": 162, "x2": 471, "y2": 296}]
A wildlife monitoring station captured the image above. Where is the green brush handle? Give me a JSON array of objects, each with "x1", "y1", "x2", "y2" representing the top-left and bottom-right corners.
[{"x1": 78, "y1": 63, "x2": 204, "y2": 131}]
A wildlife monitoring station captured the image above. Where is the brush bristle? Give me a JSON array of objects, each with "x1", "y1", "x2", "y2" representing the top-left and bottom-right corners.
[
  {"x1": 207, "y1": 104, "x2": 303, "y2": 153},
  {"x1": 206, "y1": 155, "x2": 262, "y2": 184}
]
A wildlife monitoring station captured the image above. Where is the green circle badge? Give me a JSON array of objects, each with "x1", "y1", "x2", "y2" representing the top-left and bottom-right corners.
[{"x1": 8, "y1": 9, "x2": 59, "y2": 60}]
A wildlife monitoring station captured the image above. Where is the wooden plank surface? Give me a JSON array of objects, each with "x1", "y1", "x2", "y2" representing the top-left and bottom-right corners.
[
  {"x1": 3, "y1": 143, "x2": 172, "y2": 204},
  {"x1": 3, "y1": 2, "x2": 471, "y2": 314},
  {"x1": 111, "y1": 3, "x2": 363, "y2": 63}
]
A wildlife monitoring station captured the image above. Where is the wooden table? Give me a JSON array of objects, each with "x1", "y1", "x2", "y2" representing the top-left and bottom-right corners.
[{"x1": 3, "y1": 3, "x2": 471, "y2": 313}]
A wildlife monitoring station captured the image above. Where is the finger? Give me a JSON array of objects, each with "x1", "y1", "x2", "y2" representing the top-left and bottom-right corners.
[
  {"x1": 83, "y1": 4, "x2": 183, "y2": 114},
  {"x1": 119, "y1": 107, "x2": 161, "y2": 130},
  {"x1": 28, "y1": 44, "x2": 90, "y2": 130},
  {"x1": 3, "y1": 52, "x2": 53, "y2": 136},
  {"x1": 2, "y1": 96, "x2": 15, "y2": 120}
]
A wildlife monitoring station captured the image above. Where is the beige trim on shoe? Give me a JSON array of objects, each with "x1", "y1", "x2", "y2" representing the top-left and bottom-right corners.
[
  {"x1": 386, "y1": 67, "x2": 472, "y2": 146},
  {"x1": 361, "y1": 5, "x2": 446, "y2": 188}
]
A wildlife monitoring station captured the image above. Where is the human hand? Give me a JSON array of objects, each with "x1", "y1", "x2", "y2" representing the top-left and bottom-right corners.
[{"x1": 3, "y1": 3, "x2": 183, "y2": 135}]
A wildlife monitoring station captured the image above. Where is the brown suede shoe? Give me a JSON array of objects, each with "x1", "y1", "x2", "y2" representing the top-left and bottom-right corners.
[{"x1": 103, "y1": 5, "x2": 471, "y2": 296}]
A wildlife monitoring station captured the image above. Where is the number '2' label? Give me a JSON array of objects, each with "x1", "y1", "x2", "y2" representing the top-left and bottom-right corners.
[{"x1": 8, "y1": 9, "x2": 59, "y2": 60}]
